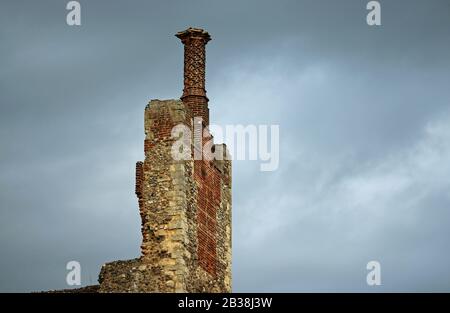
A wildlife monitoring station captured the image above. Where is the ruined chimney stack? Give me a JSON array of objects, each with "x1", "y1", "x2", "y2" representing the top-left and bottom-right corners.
[
  {"x1": 95, "y1": 28, "x2": 231, "y2": 293},
  {"x1": 176, "y1": 27, "x2": 211, "y2": 126}
]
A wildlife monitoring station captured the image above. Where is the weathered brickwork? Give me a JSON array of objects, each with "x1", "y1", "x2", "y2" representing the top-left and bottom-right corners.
[
  {"x1": 93, "y1": 28, "x2": 232, "y2": 293},
  {"x1": 176, "y1": 28, "x2": 211, "y2": 126},
  {"x1": 195, "y1": 157, "x2": 220, "y2": 276}
]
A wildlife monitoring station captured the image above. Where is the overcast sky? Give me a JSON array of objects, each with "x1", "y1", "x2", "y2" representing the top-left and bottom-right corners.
[{"x1": 1, "y1": 0, "x2": 450, "y2": 292}]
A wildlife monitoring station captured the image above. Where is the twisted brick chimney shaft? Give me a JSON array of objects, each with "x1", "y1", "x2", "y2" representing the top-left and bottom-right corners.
[{"x1": 176, "y1": 27, "x2": 211, "y2": 126}]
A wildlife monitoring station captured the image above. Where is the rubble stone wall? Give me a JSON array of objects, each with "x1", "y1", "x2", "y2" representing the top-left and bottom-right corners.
[{"x1": 98, "y1": 99, "x2": 231, "y2": 292}]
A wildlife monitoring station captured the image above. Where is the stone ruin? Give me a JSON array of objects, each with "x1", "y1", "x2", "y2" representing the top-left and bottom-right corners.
[{"x1": 52, "y1": 28, "x2": 232, "y2": 293}]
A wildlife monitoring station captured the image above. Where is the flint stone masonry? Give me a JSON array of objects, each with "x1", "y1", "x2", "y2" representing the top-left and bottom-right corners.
[{"x1": 62, "y1": 28, "x2": 232, "y2": 293}]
